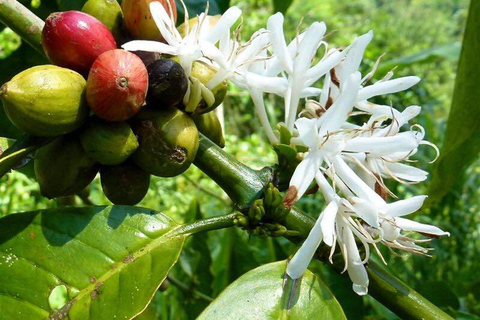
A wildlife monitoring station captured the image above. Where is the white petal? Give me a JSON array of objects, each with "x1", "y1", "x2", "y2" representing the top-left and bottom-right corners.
[
  {"x1": 344, "y1": 132, "x2": 421, "y2": 156},
  {"x1": 319, "y1": 71, "x2": 331, "y2": 106},
  {"x1": 122, "y1": 40, "x2": 177, "y2": 55},
  {"x1": 250, "y1": 89, "x2": 279, "y2": 144},
  {"x1": 295, "y1": 117, "x2": 320, "y2": 149},
  {"x1": 305, "y1": 50, "x2": 345, "y2": 86},
  {"x1": 289, "y1": 151, "x2": 323, "y2": 200},
  {"x1": 201, "y1": 42, "x2": 229, "y2": 70},
  {"x1": 357, "y1": 76, "x2": 420, "y2": 101},
  {"x1": 267, "y1": 13, "x2": 293, "y2": 74},
  {"x1": 287, "y1": 208, "x2": 324, "y2": 279},
  {"x1": 293, "y1": 22, "x2": 326, "y2": 75},
  {"x1": 205, "y1": 6, "x2": 242, "y2": 44},
  {"x1": 300, "y1": 87, "x2": 322, "y2": 98},
  {"x1": 149, "y1": 2, "x2": 179, "y2": 46},
  {"x1": 336, "y1": 31, "x2": 373, "y2": 83},
  {"x1": 318, "y1": 72, "x2": 362, "y2": 135},
  {"x1": 235, "y1": 31, "x2": 270, "y2": 66},
  {"x1": 342, "y1": 227, "x2": 369, "y2": 295},
  {"x1": 315, "y1": 172, "x2": 336, "y2": 202},
  {"x1": 383, "y1": 162, "x2": 428, "y2": 182},
  {"x1": 218, "y1": 24, "x2": 232, "y2": 55},
  {"x1": 320, "y1": 200, "x2": 339, "y2": 246},
  {"x1": 395, "y1": 218, "x2": 450, "y2": 236},
  {"x1": 372, "y1": 105, "x2": 422, "y2": 137},
  {"x1": 331, "y1": 155, "x2": 386, "y2": 207},
  {"x1": 244, "y1": 72, "x2": 288, "y2": 95},
  {"x1": 384, "y1": 196, "x2": 427, "y2": 217},
  {"x1": 206, "y1": 69, "x2": 230, "y2": 90},
  {"x1": 350, "y1": 196, "x2": 379, "y2": 227},
  {"x1": 265, "y1": 31, "x2": 306, "y2": 76},
  {"x1": 381, "y1": 220, "x2": 400, "y2": 241}
]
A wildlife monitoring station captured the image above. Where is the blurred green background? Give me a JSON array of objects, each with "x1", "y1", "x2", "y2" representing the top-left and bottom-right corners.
[{"x1": 0, "y1": 0, "x2": 478, "y2": 319}]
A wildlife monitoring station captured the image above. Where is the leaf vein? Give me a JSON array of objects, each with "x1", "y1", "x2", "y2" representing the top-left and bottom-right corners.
[{"x1": 31, "y1": 221, "x2": 117, "y2": 264}]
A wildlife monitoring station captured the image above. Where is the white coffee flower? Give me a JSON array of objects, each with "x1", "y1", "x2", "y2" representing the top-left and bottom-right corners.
[
  {"x1": 282, "y1": 29, "x2": 449, "y2": 295},
  {"x1": 122, "y1": 2, "x2": 242, "y2": 78}
]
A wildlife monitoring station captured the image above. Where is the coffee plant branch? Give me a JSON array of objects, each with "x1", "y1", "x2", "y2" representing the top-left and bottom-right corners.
[
  {"x1": 0, "y1": 2, "x2": 453, "y2": 320},
  {"x1": 0, "y1": 0, "x2": 45, "y2": 55}
]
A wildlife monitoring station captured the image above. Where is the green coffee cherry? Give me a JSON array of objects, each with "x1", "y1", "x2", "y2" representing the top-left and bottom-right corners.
[
  {"x1": 80, "y1": 119, "x2": 139, "y2": 165},
  {"x1": 82, "y1": 0, "x2": 124, "y2": 42},
  {"x1": 192, "y1": 111, "x2": 225, "y2": 148},
  {"x1": 100, "y1": 161, "x2": 150, "y2": 205},
  {"x1": 35, "y1": 136, "x2": 98, "y2": 199},
  {"x1": 133, "y1": 107, "x2": 199, "y2": 177}
]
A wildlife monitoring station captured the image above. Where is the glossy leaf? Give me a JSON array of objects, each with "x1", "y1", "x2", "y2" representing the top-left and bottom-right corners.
[
  {"x1": 198, "y1": 260, "x2": 346, "y2": 320},
  {"x1": 175, "y1": 200, "x2": 214, "y2": 318},
  {"x1": 0, "y1": 206, "x2": 186, "y2": 320},
  {"x1": 428, "y1": 1, "x2": 480, "y2": 203},
  {"x1": 417, "y1": 281, "x2": 460, "y2": 310},
  {"x1": 175, "y1": 0, "x2": 230, "y2": 22},
  {"x1": 310, "y1": 261, "x2": 365, "y2": 320},
  {"x1": 377, "y1": 43, "x2": 460, "y2": 74},
  {"x1": 210, "y1": 227, "x2": 260, "y2": 296},
  {"x1": 273, "y1": 0, "x2": 294, "y2": 14},
  {"x1": 56, "y1": 0, "x2": 88, "y2": 11}
]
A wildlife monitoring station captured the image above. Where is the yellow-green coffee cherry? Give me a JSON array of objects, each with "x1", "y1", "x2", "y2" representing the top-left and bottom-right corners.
[
  {"x1": 82, "y1": 0, "x2": 124, "y2": 43},
  {"x1": 0, "y1": 65, "x2": 88, "y2": 137},
  {"x1": 177, "y1": 15, "x2": 220, "y2": 38},
  {"x1": 192, "y1": 111, "x2": 225, "y2": 148},
  {"x1": 80, "y1": 119, "x2": 139, "y2": 165},
  {"x1": 35, "y1": 136, "x2": 98, "y2": 199},
  {"x1": 133, "y1": 107, "x2": 199, "y2": 177}
]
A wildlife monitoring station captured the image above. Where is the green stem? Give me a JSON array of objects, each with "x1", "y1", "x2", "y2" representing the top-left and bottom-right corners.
[
  {"x1": 0, "y1": 3, "x2": 453, "y2": 320},
  {"x1": 0, "y1": 0, "x2": 45, "y2": 56},
  {"x1": 193, "y1": 134, "x2": 273, "y2": 209},
  {"x1": 366, "y1": 263, "x2": 453, "y2": 320},
  {"x1": 174, "y1": 212, "x2": 240, "y2": 237},
  {"x1": 0, "y1": 134, "x2": 51, "y2": 178}
]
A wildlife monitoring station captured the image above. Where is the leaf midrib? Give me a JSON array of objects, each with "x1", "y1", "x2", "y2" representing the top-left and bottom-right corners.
[{"x1": 47, "y1": 225, "x2": 186, "y2": 320}]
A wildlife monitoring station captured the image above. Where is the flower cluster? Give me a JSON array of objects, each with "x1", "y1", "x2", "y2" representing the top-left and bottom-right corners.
[{"x1": 124, "y1": 2, "x2": 449, "y2": 295}]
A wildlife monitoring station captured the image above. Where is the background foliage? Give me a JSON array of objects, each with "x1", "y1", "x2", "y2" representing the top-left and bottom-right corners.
[{"x1": 0, "y1": 0, "x2": 478, "y2": 319}]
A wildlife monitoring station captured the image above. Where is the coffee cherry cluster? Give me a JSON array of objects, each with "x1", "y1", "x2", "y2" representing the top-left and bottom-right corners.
[{"x1": 0, "y1": 0, "x2": 225, "y2": 205}]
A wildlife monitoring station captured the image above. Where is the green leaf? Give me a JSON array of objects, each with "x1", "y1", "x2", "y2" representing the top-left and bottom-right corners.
[
  {"x1": 175, "y1": 0, "x2": 230, "y2": 22},
  {"x1": 416, "y1": 281, "x2": 460, "y2": 310},
  {"x1": 0, "y1": 206, "x2": 186, "y2": 320},
  {"x1": 273, "y1": 0, "x2": 295, "y2": 14},
  {"x1": 428, "y1": 2, "x2": 480, "y2": 203},
  {"x1": 175, "y1": 200, "x2": 214, "y2": 318},
  {"x1": 198, "y1": 260, "x2": 347, "y2": 320},
  {"x1": 56, "y1": 0, "x2": 88, "y2": 11},
  {"x1": 310, "y1": 261, "x2": 365, "y2": 320},
  {"x1": 377, "y1": 43, "x2": 460, "y2": 74}
]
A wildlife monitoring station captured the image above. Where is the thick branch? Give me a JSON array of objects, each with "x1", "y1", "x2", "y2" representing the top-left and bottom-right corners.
[
  {"x1": 0, "y1": 0, "x2": 45, "y2": 55},
  {"x1": 194, "y1": 135, "x2": 273, "y2": 209}
]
